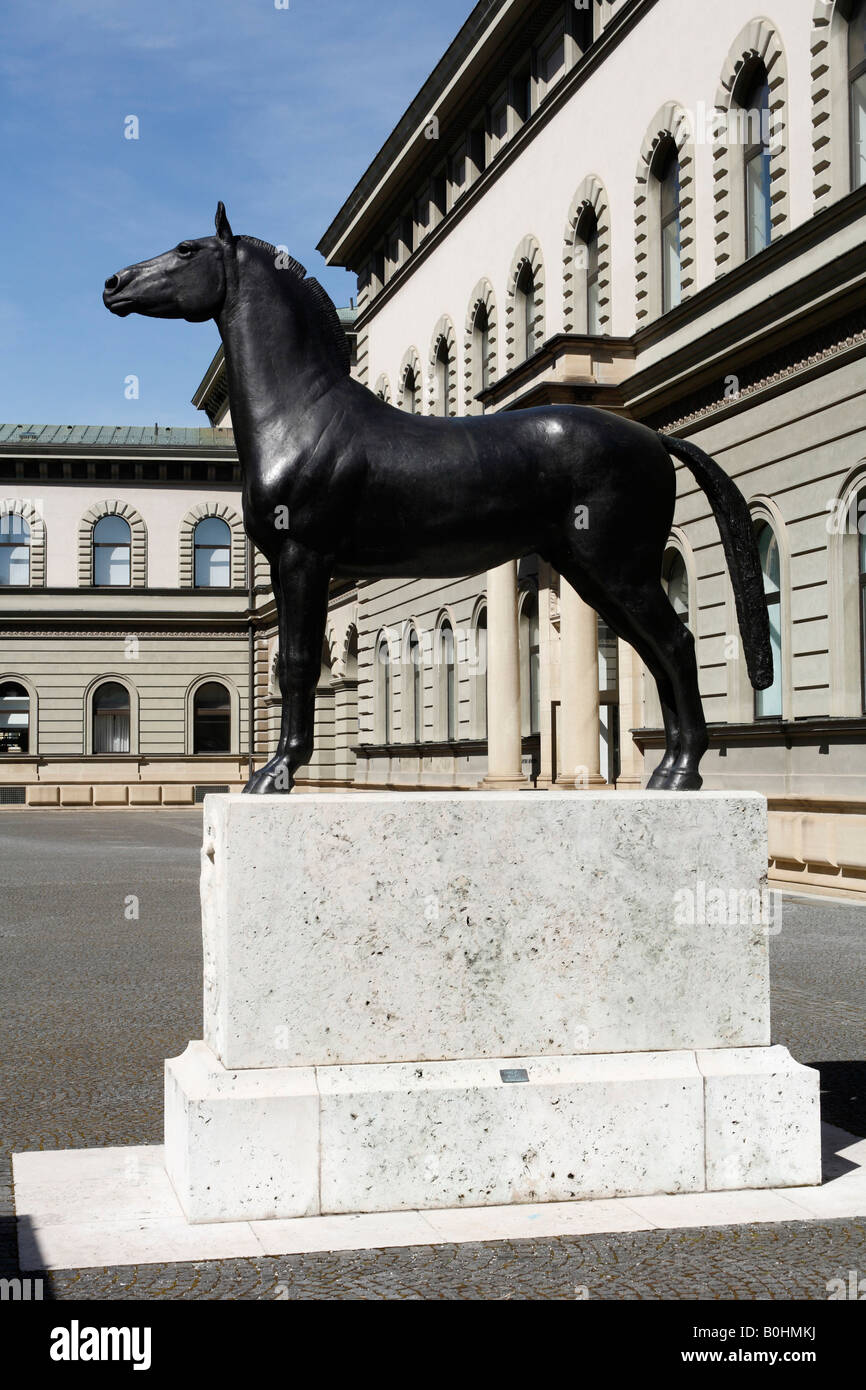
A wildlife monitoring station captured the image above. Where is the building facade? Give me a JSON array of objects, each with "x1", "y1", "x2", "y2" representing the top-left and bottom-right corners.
[
  {"x1": 313, "y1": 0, "x2": 866, "y2": 896},
  {"x1": 0, "y1": 424, "x2": 253, "y2": 806}
]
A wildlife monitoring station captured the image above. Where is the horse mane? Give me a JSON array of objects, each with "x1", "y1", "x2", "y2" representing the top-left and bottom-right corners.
[{"x1": 238, "y1": 235, "x2": 352, "y2": 376}]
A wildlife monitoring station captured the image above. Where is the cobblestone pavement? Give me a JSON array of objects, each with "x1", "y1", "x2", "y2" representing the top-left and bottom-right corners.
[{"x1": 1, "y1": 810, "x2": 865, "y2": 1301}]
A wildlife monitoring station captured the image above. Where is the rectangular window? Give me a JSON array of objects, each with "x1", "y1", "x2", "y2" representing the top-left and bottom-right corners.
[
  {"x1": 415, "y1": 191, "x2": 431, "y2": 240},
  {"x1": 431, "y1": 172, "x2": 447, "y2": 224},
  {"x1": 489, "y1": 94, "x2": 509, "y2": 156},
  {"x1": 0, "y1": 544, "x2": 29, "y2": 585},
  {"x1": 512, "y1": 64, "x2": 533, "y2": 124},
  {"x1": 93, "y1": 709, "x2": 130, "y2": 754},
  {"x1": 661, "y1": 218, "x2": 681, "y2": 313},
  {"x1": 469, "y1": 124, "x2": 486, "y2": 178},
  {"x1": 745, "y1": 148, "x2": 772, "y2": 256},
  {"x1": 449, "y1": 145, "x2": 467, "y2": 207},
  {"x1": 195, "y1": 545, "x2": 230, "y2": 588},
  {"x1": 539, "y1": 30, "x2": 566, "y2": 93},
  {"x1": 94, "y1": 544, "x2": 130, "y2": 586},
  {"x1": 401, "y1": 212, "x2": 414, "y2": 257},
  {"x1": 385, "y1": 225, "x2": 401, "y2": 279}
]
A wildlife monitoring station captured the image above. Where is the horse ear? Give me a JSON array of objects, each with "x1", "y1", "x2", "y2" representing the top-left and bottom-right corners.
[{"x1": 215, "y1": 201, "x2": 233, "y2": 243}]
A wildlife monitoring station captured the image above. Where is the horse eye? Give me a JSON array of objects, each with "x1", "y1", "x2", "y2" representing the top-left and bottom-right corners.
[{"x1": 177, "y1": 243, "x2": 195, "y2": 258}]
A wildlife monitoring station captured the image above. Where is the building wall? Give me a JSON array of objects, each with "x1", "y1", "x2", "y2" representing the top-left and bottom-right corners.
[
  {"x1": 0, "y1": 465, "x2": 252, "y2": 806},
  {"x1": 362, "y1": 0, "x2": 815, "y2": 403}
]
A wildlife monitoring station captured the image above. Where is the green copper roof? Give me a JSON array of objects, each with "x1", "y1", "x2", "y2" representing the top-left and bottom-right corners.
[{"x1": 0, "y1": 424, "x2": 235, "y2": 448}]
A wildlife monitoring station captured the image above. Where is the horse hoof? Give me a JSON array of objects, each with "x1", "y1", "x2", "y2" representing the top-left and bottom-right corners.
[
  {"x1": 664, "y1": 770, "x2": 703, "y2": 792},
  {"x1": 646, "y1": 761, "x2": 676, "y2": 790},
  {"x1": 243, "y1": 758, "x2": 294, "y2": 794}
]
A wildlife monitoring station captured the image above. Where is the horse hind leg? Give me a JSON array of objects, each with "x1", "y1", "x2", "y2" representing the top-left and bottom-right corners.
[
  {"x1": 604, "y1": 583, "x2": 708, "y2": 791},
  {"x1": 549, "y1": 551, "x2": 705, "y2": 790}
]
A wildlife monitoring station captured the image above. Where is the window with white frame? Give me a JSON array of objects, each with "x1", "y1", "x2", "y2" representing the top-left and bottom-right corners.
[
  {"x1": 473, "y1": 302, "x2": 491, "y2": 393},
  {"x1": 576, "y1": 205, "x2": 601, "y2": 335},
  {"x1": 93, "y1": 515, "x2": 131, "y2": 587},
  {"x1": 408, "y1": 626, "x2": 423, "y2": 743},
  {"x1": 375, "y1": 635, "x2": 392, "y2": 744},
  {"x1": 194, "y1": 516, "x2": 231, "y2": 588},
  {"x1": 737, "y1": 62, "x2": 772, "y2": 258},
  {"x1": 438, "y1": 621, "x2": 457, "y2": 740},
  {"x1": 0, "y1": 514, "x2": 30, "y2": 585},
  {"x1": 655, "y1": 141, "x2": 682, "y2": 314},
  {"x1": 516, "y1": 261, "x2": 536, "y2": 362}
]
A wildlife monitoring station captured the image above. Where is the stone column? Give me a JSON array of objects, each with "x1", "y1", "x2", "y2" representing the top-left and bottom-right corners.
[
  {"x1": 558, "y1": 580, "x2": 605, "y2": 789},
  {"x1": 616, "y1": 638, "x2": 645, "y2": 790},
  {"x1": 482, "y1": 560, "x2": 526, "y2": 788}
]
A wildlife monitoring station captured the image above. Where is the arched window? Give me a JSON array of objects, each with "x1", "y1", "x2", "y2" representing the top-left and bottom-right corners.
[
  {"x1": 92, "y1": 681, "x2": 130, "y2": 753},
  {"x1": 663, "y1": 549, "x2": 690, "y2": 625},
  {"x1": 434, "y1": 338, "x2": 450, "y2": 417},
  {"x1": 93, "y1": 515, "x2": 131, "y2": 587},
  {"x1": 0, "y1": 514, "x2": 30, "y2": 586},
  {"x1": 851, "y1": 0, "x2": 866, "y2": 189},
  {"x1": 409, "y1": 626, "x2": 423, "y2": 743},
  {"x1": 376, "y1": 636, "x2": 392, "y2": 743},
  {"x1": 516, "y1": 261, "x2": 536, "y2": 361},
  {"x1": 0, "y1": 681, "x2": 29, "y2": 754},
  {"x1": 473, "y1": 607, "x2": 488, "y2": 738},
  {"x1": 737, "y1": 63, "x2": 772, "y2": 257},
  {"x1": 576, "y1": 206, "x2": 601, "y2": 334},
  {"x1": 655, "y1": 142, "x2": 682, "y2": 314},
  {"x1": 193, "y1": 681, "x2": 231, "y2": 754},
  {"x1": 194, "y1": 517, "x2": 231, "y2": 588},
  {"x1": 403, "y1": 366, "x2": 419, "y2": 415},
  {"x1": 755, "y1": 521, "x2": 782, "y2": 719},
  {"x1": 473, "y1": 303, "x2": 490, "y2": 392},
  {"x1": 439, "y1": 621, "x2": 457, "y2": 740},
  {"x1": 519, "y1": 592, "x2": 540, "y2": 737}
]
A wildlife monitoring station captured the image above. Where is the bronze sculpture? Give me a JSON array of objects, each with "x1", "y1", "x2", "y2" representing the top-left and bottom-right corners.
[{"x1": 104, "y1": 203, "x2": 771, "y2": 794}]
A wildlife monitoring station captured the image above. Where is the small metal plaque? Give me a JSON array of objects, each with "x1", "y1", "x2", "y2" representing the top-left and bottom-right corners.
[{"x1": 499, "y1": 1068, "x2": 529, "y2": 1084}]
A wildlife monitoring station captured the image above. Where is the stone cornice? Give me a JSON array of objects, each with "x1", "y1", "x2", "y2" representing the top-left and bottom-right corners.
[{"x1": 326, "y1": 0, "x2": 656, "y2": 276}]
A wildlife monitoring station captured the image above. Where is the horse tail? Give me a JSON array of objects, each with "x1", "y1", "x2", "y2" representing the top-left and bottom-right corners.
[{"x1": 659, "y1": 433, "x2": 773, "y2": 691}]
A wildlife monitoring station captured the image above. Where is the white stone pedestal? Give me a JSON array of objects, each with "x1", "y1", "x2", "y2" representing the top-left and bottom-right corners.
[{"x1": 165, "y1": 793, "x2": 821, "y2": 1223}]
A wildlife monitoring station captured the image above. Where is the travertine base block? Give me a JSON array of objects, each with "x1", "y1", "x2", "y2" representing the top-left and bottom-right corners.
[
  {"x1": 165, "y1": 1042, "x2": 318, "y2": 1224},
  {"x1": 201, "y1": 792, "x2": 770, "y2": 1069},
  {"x1": 165, "y1": 1041, "x2": 820, "y2": 1222}
]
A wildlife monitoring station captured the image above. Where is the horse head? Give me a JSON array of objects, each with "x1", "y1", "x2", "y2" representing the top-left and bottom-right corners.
[{"x1": 103, "y1": 202, "x2": 235, "y2": 323}]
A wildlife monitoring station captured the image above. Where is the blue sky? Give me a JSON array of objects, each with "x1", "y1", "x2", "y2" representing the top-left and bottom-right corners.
[{"x1": 0, "y1": 0, "x2": 472, "y2": 427}]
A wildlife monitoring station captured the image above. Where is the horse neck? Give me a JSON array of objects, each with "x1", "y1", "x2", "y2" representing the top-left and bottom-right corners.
[{"x1": 216, "y1": 248, "x2": 341, "y2": 462}]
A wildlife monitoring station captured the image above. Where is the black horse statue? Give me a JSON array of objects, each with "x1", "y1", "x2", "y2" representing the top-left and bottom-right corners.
[{"x1": 104, "y1": 202, "x2": 771, "y2": 794}]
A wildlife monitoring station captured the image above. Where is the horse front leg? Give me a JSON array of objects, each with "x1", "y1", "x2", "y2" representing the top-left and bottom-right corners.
[{"x1": 244, "y1": 542, "x2": 330, "y2": 795}]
